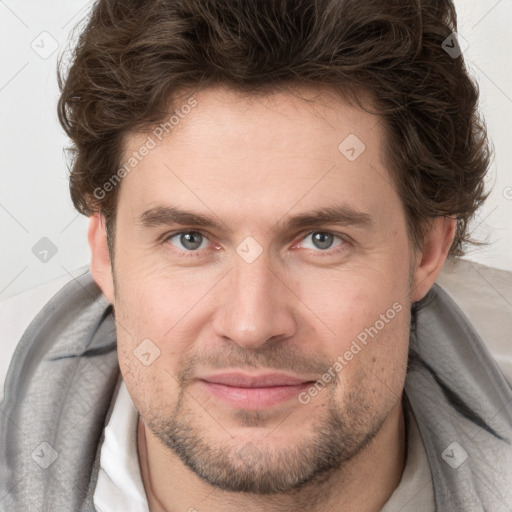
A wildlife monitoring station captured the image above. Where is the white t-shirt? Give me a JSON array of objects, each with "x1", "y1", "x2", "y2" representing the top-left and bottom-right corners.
[{"x1": 93, "y1": 381, "x2": 435, "y2": 512}]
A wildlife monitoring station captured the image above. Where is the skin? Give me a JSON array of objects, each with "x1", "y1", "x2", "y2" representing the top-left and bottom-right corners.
[{"x1": 89, "y1": 86, "x2": 455, "y2": 512}]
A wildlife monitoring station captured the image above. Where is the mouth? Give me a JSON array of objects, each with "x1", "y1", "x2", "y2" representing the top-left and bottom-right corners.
[{"x1": 198, "y1": 372, "x2": 315, "y2": 410}]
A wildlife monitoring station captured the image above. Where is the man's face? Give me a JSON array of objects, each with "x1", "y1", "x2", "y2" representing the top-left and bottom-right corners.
[{"x1": 108, "y1": 87, "x2": 415, "y2": 493}]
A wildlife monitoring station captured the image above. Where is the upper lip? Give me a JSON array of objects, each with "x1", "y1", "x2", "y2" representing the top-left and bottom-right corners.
[{"x1": 199, "y1": 372, "x2": 314, "y2": 388}]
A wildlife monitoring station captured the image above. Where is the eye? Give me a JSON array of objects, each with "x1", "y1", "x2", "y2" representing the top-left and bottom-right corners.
[
  {"x1": 167, "y1": 231, "x2": 210, "y2": 251},
  {"x1": 299, "y1": 232, "x2": 343, "y2": 251}
]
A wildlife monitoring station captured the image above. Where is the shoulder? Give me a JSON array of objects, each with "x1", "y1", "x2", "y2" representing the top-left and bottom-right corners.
[
  {"x1": 0, "y1": 267, "x2": 89, "y2": 402},
  {"x1": 436, "y1": 259, "x2": 512, "y2": 386}
]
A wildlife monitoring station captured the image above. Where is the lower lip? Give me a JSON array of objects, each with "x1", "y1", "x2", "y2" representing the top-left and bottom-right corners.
[{"x1": 200, "y1": 381, "x2": 312, "y2": 410}]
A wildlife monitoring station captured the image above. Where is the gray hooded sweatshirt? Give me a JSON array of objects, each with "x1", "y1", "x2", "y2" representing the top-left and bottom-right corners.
[{"x1": 0, "y1": 272, "x2": 511, "y2": 511}]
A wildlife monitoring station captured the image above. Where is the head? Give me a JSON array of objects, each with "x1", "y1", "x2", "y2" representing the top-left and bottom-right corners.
[{"x1": 58, "y1": 0, "x2": 490, "y2": 494}]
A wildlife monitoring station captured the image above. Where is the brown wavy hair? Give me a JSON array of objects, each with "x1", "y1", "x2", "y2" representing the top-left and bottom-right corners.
[{"x1": 57, "y1": 0, "x2": 490, "y2": 257}]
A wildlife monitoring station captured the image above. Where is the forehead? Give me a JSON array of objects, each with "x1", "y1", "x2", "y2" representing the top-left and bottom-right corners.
[{"x1": 117, "y1": 86, "x2": 398, "y2": 224}]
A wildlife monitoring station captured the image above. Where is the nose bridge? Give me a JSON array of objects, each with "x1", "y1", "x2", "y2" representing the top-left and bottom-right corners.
[
  {"x1": 234, "y1": 255, "x2": 274, "y2": 312},
  {"x1": 213, "y1": 253, "x2": 296, "y2": 348}
]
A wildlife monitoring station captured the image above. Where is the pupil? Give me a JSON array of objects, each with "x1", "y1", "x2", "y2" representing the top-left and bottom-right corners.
[
  {"x1": 181, "y1": 232, "x2": 202, "y2": 250},
  {"x1": 312, "y1": 232, "x2": 333, "y2": 250}
]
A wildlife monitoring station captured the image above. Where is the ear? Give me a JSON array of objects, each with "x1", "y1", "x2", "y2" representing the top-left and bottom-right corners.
[
  {"x1": 88, "y1": 213, "x2": 115, "y2": 303},
  {"x1": 411, "y1": 216, "x2": 456, "y2": 303}
]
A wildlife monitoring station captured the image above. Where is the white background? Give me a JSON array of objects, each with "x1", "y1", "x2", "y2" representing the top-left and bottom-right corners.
[{"x1": 0, "y1": 0, "x2": 511, "y2": 299}]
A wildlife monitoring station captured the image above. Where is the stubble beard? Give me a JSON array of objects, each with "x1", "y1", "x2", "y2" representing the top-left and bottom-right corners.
[{"x1": 144, "y1": 383, "x2": 387, "y2": 495}]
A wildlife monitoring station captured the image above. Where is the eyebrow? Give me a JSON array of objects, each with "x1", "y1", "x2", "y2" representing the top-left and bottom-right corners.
[
  {"x1": 137, "y1": 206, "x2": 225, "y2": 231},
  {"x1": 276, "y1": 205, "x2": 373, "y2": 231},
  {"x1": 137, "y1": 204, "x2": 373, "y2": 232}
]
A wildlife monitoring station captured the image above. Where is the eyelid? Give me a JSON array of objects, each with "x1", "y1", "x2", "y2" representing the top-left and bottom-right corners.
[
  {"x1": 161, "y1": 229, "x2": 209, "y2": 242},
  {"x1": 160, "y1": 229, "x2": 350, "y2": 256},
  {"x1": 171, "y1": 231, "x2": 208, "y2": 249},
  {"x1": 291, "y1": 230, "x2": 349, "y2": 253},
  {"x1": 162, "y1": 229, "x2": 217, "y2": 254}
]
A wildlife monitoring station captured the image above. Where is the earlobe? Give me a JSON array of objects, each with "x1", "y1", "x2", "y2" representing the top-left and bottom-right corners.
[
  {"x1": 88, "y1": 213, "x2": 115, "y2": 303},
  {"x1": 411, "y1": 216, "x2": 456, "y2": 303}
]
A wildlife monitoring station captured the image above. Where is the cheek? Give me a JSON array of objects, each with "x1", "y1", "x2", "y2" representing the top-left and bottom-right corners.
[
  {"x1": 292, "y1": 261, "x2": 411, "y2": 398},
  {"x1": 112, "y1": 264, "x2": 220, "y2": 414},
  {"x1": 116, "y1": 325, "x2": 183, "y2": 420},
  {"x1": 113, "y1": 259, "x2": 216, "y2": 341},
  {"x1": 323, "y1": 303, "x2": 410, "y2": 422},
  {"x1": 293, "y1": 262, "x2": 409, "y2": 347}
]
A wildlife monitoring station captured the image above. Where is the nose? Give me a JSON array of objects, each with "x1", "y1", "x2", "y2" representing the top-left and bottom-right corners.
[{"x1": 212, "y1": 254, "x2": 297, "y2": 350}]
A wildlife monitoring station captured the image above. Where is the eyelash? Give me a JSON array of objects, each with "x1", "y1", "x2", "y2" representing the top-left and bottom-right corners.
[
  {"x1": 162, "y1": 231, "x2": 216, "y2": 258},
  {"x1": 162, "y1": 230, "x2": 349, "y2": 257}
]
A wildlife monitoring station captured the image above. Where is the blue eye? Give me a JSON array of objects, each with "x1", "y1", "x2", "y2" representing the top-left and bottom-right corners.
[
  {"x1": 168, "y1": 231, "x2": 209, "y2": 251},
  {"x1": 300, "y1": 232, "x2": 342, "y2": 251}
]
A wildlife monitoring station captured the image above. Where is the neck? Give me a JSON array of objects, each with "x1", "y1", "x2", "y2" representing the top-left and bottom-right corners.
[{"x1": 137, "y1": 400, "x2": 406, "y2": 512}]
